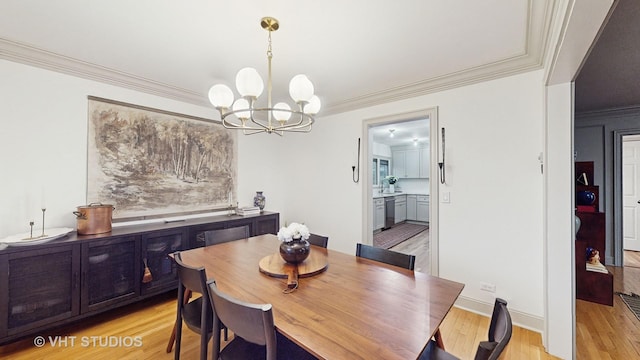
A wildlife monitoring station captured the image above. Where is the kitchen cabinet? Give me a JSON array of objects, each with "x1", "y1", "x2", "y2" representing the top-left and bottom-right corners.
[
  {"x1": 392, "y1": 148, "x2": 429, "y2": 179},
  {"x1": 392, "y1": 149, "x2": 419, "y2": 178},
  {"x1": 0, "y1": 211, "x2": 279, "y2": 345},
  {"x1": 420, "y1": 147, "x2": 430, "y2": 178},
  {"x1": 394, "y1": 195, "x2": 407, "y2": 223},
  {"x1": 417, "y1": 195, "x2": 430, "y2": 223},
  {"x1": 374, "y1": 198, "x2": 385, "y2": 230},
  {"x1": 407, "y1": 195, "x2": 417, "y2": 221}
]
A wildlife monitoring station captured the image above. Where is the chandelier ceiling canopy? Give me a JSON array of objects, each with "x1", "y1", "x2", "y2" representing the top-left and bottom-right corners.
[{"x1": 208, "y1": 17, "x2": 320, "y2": 135}]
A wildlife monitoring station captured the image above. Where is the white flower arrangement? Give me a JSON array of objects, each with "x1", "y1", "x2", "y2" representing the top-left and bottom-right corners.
[
  {"x1": 384, "y1": 175, "x2": 398, "y2": 184},
  {"x1": 277, "y1": 222, "x2": 310, "y2": 242}
]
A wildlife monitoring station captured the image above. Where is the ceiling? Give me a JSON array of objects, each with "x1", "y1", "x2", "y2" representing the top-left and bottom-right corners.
[
  {"x1": 0, "y1": 0, "x2": 555, "y2": 116},
  {"x1": 371, "y1": 119, "x2": 429, "y2": 148},
  {"x1": 576, "y1": 0, "x2": 640, "y2": 114}
]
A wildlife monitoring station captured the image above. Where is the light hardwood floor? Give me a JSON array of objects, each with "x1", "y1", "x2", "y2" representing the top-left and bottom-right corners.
[{"x1": 0, "y1": 289, "x2": 557, "y2": 360}]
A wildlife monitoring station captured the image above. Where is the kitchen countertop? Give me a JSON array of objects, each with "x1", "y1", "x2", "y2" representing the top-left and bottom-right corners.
[{"x1": 373, "y1": 192, "x2": 429, "y2": 199}]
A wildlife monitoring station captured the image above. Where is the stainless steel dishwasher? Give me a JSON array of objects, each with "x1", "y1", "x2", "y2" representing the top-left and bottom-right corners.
[{"x1": 384, "y1": 196, "x2": 395, "y2": 230}]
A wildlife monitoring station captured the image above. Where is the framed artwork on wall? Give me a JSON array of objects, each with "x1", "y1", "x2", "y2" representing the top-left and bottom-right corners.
[{"x1": 87, "y1": 96, "x2": 236, "y2": 221}]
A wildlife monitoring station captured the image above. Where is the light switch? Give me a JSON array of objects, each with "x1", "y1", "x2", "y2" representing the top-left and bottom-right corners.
[{"x1": 442, "y1": 192, "x2": 450, "y2": 203}]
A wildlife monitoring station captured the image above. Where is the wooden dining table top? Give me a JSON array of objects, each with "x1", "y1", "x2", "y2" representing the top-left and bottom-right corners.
[{"x1": 176, "y1": 234, "x2": 464, "y2": 360}]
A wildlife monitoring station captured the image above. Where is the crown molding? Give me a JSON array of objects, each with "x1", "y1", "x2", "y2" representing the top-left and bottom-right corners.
[{"x1": 0, "y1": 38, "x2": 209, "y2": 107}]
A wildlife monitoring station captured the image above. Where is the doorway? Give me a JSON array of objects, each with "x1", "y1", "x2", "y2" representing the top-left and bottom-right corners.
[
  {"x1": 622, "y1": 134, "x2": 640, "y2": 267},
  {"x1": 362, "y1": 108, "x2": 440, "y2": 275}
]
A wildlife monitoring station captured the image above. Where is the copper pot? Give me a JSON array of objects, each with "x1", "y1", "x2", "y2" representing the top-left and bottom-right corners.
[{"x1": 73, "y1": 203, "x2": 115, "y2": 235}]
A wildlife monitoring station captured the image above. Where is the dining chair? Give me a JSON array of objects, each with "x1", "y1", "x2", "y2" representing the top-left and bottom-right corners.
[
  {"x1": 307, "y1": 233, "x2": 329, "y2": 248},
  {"x1": 355, "y1": 243, "x2": 416, "y2": 270},
  {"x1": 418, "y1": 298, "x2": 513, "y2": 360},
  {"x1": 166, "y1": 252, "x2": 214, "y2": 360},
  {"x1": 204, "y1": 225, "x2": 250, "y2": 246},
  {"x1": 206, "y1": 280, "x2": 317, "y2": 360}
]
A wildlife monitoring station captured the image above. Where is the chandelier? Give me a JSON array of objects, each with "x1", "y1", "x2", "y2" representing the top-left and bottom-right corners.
[{"x1": 208, "y1": 17, "x2": 321, "y2": 135}]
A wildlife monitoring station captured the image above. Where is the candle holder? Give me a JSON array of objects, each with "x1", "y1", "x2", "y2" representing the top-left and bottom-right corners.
[{"x1": 41, "y1": 208, "x2": 47, "y2": 237}]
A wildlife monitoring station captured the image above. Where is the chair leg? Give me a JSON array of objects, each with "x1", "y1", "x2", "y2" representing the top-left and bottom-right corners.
[
  {"x1": 167, "y1": 289, "x2": 193, "y2": 354},
  {"x1": 434, "y1": 329, "x2": 445, "y2": 350}
]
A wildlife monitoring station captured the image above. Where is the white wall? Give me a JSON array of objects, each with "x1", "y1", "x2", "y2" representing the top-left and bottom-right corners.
[
  {"x1": 0, "y1": 59, "x2": 232, "y2": 237},
  {"x1": 0, "y1": 56, "x2": 548, "y2": 340},
  {"x1": 244, "y1": 70, "x2": 546, "y2": 323}
]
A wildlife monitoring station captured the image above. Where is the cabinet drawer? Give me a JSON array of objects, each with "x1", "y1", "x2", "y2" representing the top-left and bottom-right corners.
[
  {"x1": 417, "y1": 195, "x2": 429, "y2": 202},
  {"x1": 374, "y1": 198, "x2": 384, "y2": 206}
]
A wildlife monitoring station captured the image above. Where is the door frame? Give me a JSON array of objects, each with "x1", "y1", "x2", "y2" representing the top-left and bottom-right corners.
[{"x1": 361, "y1": 107, "x2": 439, "y2": 275}]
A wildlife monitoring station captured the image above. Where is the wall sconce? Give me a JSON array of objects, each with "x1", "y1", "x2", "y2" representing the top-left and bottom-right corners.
[
  {"x1": 438, "y1": 128, "x2": 446, "y2": 184},
  {"x1": 389, "y1": 129, "x2": 395, "y2": 138}
]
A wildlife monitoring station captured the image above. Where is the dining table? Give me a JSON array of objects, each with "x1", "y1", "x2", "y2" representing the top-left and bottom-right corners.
[{"x1": 176, "y1": 234, "x2": 464, "y2": 360}]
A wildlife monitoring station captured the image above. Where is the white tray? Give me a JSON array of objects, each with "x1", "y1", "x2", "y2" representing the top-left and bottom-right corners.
[{"x1": 0, "y1": 228, "x2": 74, "y2": 247}]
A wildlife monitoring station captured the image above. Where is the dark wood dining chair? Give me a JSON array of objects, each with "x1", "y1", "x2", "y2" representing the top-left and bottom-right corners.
[
  {"x1": 418, "y1": 298, "x2": 513, "y2": 360},
  {"x1": 206, "y1": 280, "x2": 317, "y2": 360},
  {"x1": 204, "y1": 225, "x2": 250, "y2": 246},
  {"x1": 168, "y1": 252, "x2": 215, "y2": 360},
  {"x1": 307, "y1": 233, "x2": 329, "y2": 248},
  {"x1": 355, "y1": 243, "x2": 415, "y2": 270}
]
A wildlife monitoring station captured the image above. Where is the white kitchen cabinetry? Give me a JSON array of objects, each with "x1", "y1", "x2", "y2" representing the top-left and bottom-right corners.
[
  {"x1": 392, "y1": 148, "x2": 427, "y2": 178},
  {"x1": 420, "y1": 147, "x2": 430, "y2": 178},
  {"x1": 394, "y1": 195, "x2": 407, "y2": 223},
  {"x1": 406, "y1": 195, "x2": 417, "y2": 221},
  {"x1": 374, "y1": 198, "x2": 385, "y2": 230},
  {"x1": 416, "y1": 195, "x2": 429, "y2": 223}
]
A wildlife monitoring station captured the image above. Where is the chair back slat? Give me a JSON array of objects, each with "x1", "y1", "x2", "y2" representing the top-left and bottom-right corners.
[
  {"x1": 356, "y1": 243, "x2": 415, "y2": 270},
  {"x1": 204, "y1": 225, "x2": 250, "y2": 246},
  {"x1": 486, "y1": 298, "x2": 512, "y2": 360},
  {"x1": 207, "y1": 280, "x2": 277, "y2": 359},
  {"x1": 174, "y1": 252, "x2": 208, "y2": 294},
  {"x1": 308, "y1": 233, "x2": 329, "y2": 248}
]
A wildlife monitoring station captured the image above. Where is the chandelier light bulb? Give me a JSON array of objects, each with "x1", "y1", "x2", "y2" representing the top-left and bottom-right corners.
[
  {"x1": 233, "y1": 98, "x2": 251, "y2": 120},
  {"x1": 236, "y1": 67, "x2": 264, "y2": 98},
  {"x1": 305, "y1": 95, "x2": 321, "y2": 115},
  {"x1": 272, "y1": 102, "x2": 292, "y2": 122},
  {"x1": 208, "y1": 84, "x2": 234, "y2": 108},
  {"x1": 289, "y1": 74, "x2": 314, "y2": 103}
]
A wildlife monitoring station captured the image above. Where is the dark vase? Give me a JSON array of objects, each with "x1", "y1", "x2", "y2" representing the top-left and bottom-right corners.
[
  {"x1": 577, "y1": 190, "x2": 596, "y2": 205},
  {"x1": 254, "y1": 191, "x2": 266, "y2": 211},
  {"x1": 279, "y1": 238, "x2": 311, "y2": 264}
]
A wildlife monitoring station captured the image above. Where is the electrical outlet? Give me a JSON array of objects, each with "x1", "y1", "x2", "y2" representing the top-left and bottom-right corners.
[{"x1": 480, "y1": 282, "x2": 496, "y2": 293}]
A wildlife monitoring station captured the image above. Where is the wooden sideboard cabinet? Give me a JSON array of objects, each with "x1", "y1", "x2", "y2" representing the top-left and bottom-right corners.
[{"x1": 0, "y1": 211, "x2": 279, "y2": 344}]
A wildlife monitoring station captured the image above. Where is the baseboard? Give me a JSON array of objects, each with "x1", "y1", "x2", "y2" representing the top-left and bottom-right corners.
[{"x1": 454, "y1": 295, "x2": 544, "y2": 333}]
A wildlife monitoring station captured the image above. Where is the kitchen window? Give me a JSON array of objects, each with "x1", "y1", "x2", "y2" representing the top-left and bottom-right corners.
[{"x1": 372, "y1": 157, "x2": 389, "y2": 186}]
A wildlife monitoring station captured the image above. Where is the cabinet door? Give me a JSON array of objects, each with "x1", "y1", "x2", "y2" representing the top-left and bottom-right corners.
[
  {"x1": 141, "y1": 228, "x2": 187, "y2": 295},
  {"x1": 407, "y1": 195, "x2": 417, "y2": 221},
  {"x1": 417, "y1": 197, "x2": 430, "y2": 223},
  {"x1": 405, "y1": 149, "x2": 420, "y2": 178},
  {"x1": 392, "y1": 151, "x2": 406, "y2": 178},
  {"x1": 374, "y1": 199, "x2": 385, "y2": 230},
  {"x1": 81, "y1": 236, "x2": 140, "y2": 313},
  {"x1": 395, "y1": 202, "x2": 407, "y2": 223},
  {"x1": 420, "y1": 147, "x2": 430, "y2": 178},
  {"x1": 3, "y1": 245, "x2": 80, "y2": 336},
  {"x1": 254, "y1": 213, "x2": 279, "y2": 235}
]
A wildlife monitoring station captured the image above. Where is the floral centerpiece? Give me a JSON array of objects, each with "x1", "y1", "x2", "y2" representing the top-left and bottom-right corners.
[
  {"x1": 277, "y1": 222, "x2": 311, "y2": 264},
  {"x1": 277, "y1": 222, "x2": 310, "y2": 242}
]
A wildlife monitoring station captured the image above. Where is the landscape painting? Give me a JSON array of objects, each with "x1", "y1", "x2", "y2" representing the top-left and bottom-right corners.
[{"x1": 87, "y1": 96, "x2": 236, "y2": 220}]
